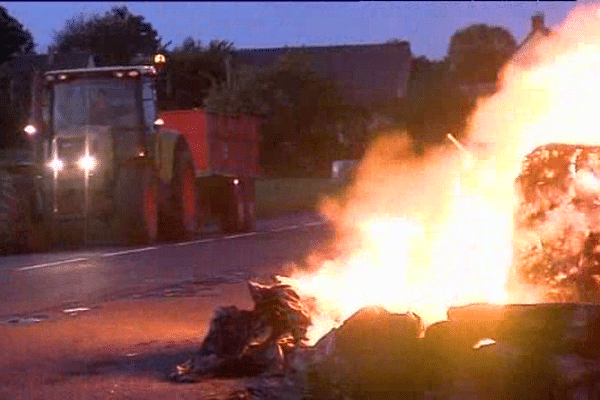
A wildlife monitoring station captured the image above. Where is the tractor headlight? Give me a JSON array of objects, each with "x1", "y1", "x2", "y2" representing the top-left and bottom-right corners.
[
  {"x1": 48, "y1": 158, "x2": 64, "y2": 172},
  {"x1": 77, "y1": 155, "x2": 97, "y2": 171}
]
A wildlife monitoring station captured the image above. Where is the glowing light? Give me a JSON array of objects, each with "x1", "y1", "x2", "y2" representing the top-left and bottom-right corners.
[
  {"x1": 154, "y1": 118, "x2": 164, "y2": 126},
  {"x1": 127, "y1": 70, "x2": 139, "y2": 77},
  {"x1": 24, "y1": 125, "x2": 36, "y2": 136},
  {"x1": 473, "y1": 338, "x2": 496, "y2": 349},
  {"x1": 77, "y1": 155, "x2": 97, "y2": 171},
  {"x1": 233, "y1": 179, "x2": 239, "y2": 185},
  {"x1": 48, "y1": 158, "x2": 64, "y2": 172},
  {"x1": 153, "y1": 53, "x2": 166, "y2": 64}
]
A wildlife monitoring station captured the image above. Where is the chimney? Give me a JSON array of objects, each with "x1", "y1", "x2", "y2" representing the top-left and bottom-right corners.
[{"x1": 531, "y1": 13, "x2": 545, "y2": 32}]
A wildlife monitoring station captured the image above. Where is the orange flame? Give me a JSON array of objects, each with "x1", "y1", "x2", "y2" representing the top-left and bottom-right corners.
[{"x1": 283, "y1": 5, "x2": 600, "y2": 344}]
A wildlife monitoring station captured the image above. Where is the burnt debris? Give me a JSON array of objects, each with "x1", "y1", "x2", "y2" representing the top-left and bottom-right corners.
[{"x1": 170, "y1": 281, "x2": 311, "y2": 382}]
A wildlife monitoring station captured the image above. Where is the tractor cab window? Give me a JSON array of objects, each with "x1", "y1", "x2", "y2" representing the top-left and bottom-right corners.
[{"x1": 52, "y1": 78, "x2": 139, "y2": 134}]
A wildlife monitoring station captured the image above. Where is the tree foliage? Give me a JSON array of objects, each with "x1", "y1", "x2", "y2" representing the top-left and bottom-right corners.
[
  {"x1": 204, "y1": 52, "x2": 347, "y2": 174},
  {"x1": 52, "y1": 6, "x2": 161, "y2": 65},
  {"x1": 448, "y1": 24, "x2": 517, "y2": 84},
  {"x1": 406, "y1": 56, "x2": 475, "y2": 147},
  {"x1": 0, "y1": 6, "x2": 34, "y2": 65},
  {"x1": 161, "y1": 38, "x2": 235, "y2": 109}
]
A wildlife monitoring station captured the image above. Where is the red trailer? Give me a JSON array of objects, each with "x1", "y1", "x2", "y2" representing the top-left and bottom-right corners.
[{"x1": 161, "y1": 109, "x2": 263, "y2": 233}]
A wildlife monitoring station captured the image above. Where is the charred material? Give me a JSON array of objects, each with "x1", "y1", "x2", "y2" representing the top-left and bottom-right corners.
[
  {"x1": 513, "y1": 143, "x2": 600, "y2": 300},
  {"x1": 305, "y1": 307, "x2": 427, "y2": 399},
  {"x1": 170, "y1": 281, "x2": 311, "y2": 382}
]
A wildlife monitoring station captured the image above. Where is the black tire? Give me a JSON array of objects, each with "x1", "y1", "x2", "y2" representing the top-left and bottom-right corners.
[
  {"x1": 0, "y1": 170, "x2": 19, "y2": 254},
  {"x1": 161, "y1": 143, "x2": 197, "y2": 241},
  {"x1": 15, "y1": 181, "x2": 52, "y2": 253},
  {"x1": 114, "y1": 162, "x2": 159, "y2": 246}
]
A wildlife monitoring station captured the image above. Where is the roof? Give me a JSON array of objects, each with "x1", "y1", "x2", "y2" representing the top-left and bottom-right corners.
[
  {"x1": 512, "y1": 13, "x2": 554, "y2": 67},
  {"x1": 0, "y1": 52, "x2": 105, "y2": 76},
  {"x1": 234, "y1": 41, "x2": 412, "y2": 106}
]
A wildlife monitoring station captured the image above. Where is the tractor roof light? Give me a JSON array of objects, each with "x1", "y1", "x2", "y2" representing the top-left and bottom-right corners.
[
  {"x1": 127, "y1": 70, "x2": 140, "y2": 77},
  {"x1": 114, "y1": 71, "x2": 125, "y2": 78},
  {"x1": 153, "y1": 53, "x2": 167, "y2": 71}
]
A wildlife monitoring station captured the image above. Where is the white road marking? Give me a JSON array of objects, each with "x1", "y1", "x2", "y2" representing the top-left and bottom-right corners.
[
  {"x1": 304, "y1": 221, "x2": 325, "y2": 227},
  {"x1": 271, "y1": 225, "x2": 299, "y2": 232},
  {"x1": 173, "y1": 238, "x2": 216, "y2": 247},
  {"x1": 17, "y1": 257, "x2": 89, "y2": 271},
  {"x1": 101, "y1": 246, "x2": 157, "y2": 257},
  {"x1": 16, "y1": 221, "x2": 326, "y2": 271},
  {"x1": 222, "y1": 232, "x2": 257, "y2": 240}
]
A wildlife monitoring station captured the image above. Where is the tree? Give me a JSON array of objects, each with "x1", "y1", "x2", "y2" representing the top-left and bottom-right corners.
[
  {"x1": 205, "y1": 52, "x2": 347, "y2": 175},
  {"x1": 52, "y1": 6, "x2": 161, "y2": 65},
  {"x1": 172, "y1": 37, "x2": 203, "y2": 54},
  {"x1": 0, "y1": 6, "x2": 34, "y2": 65},
  {"x1": 448, "y1": 24, "x2": 517, "y2": 84},
  {"x1": 406, "y1": 55, "x2": 475, "y2": 147}
]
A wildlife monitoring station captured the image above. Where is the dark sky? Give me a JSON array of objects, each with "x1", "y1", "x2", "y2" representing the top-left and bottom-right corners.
[{"x1": 3, "y1": 1, "x2": 588, "y2": 59}]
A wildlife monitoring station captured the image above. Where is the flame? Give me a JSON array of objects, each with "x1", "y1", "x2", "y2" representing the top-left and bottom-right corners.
[{"x1": 283, "y1": 5, "x2": 600, "y2": 344}]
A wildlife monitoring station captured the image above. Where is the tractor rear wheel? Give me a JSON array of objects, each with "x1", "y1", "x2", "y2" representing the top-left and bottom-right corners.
[
  {"x1": 0, "y1": 170, "x2": 19, "y2": 254},
  {"x1": 161, "y1": 144, "x2": 197, "y2": 241}
]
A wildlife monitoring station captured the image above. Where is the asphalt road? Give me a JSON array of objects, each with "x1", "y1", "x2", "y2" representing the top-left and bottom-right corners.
[{"x1": 0, "y1": 212, "x2": 332, "y2": 319}]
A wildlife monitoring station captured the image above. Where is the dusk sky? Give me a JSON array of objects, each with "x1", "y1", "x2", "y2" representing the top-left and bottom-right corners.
[{"x1": 2, "y1": 1, "x2": 591, "y2": 59}]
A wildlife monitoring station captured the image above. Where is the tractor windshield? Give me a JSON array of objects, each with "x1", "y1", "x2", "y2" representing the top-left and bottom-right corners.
[{"x1": 52, "y1": 78, "x2": 139, "y2": 134}]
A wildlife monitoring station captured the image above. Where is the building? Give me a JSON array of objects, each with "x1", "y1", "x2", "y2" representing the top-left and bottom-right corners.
[
  {"x1": 458, "y1": 13, "x2": 552, "y2": 100},
  {"x1": 234, "y1": 41, "x2": 412, "y2": 110},
  {"x1": 511, "y1": 13, "x2": 553, "y2": 68}
]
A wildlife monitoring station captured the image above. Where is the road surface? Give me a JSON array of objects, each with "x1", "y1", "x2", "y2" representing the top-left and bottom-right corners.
[{"x1": 0, "y1": 212, "x2": 332, "y2": 319}]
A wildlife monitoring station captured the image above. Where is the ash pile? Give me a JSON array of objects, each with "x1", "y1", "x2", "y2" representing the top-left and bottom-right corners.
[{"x1": 170, "y1": 280, "x2": 600, "y2": 399}]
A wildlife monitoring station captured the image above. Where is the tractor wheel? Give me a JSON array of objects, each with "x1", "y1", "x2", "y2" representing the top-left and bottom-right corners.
[
  {"x1": 14, "y1": 183, "x2": 52, "y2": 253},
  {"x1": 162, "y1": 144, "x2": 197, "y2": 241},
  {"x1": 0, "y1": 170, "x2": 19, "y2": 254},
  {"x1": 114, "y1": 163, "x2": 159, "y2": 246}
]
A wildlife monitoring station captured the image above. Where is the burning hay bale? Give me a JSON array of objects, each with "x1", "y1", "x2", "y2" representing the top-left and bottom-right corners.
[
  {"x1": 513, "y1": 143, "x2": 600, "y2": 300},
  {"x1": 171, "y1": 281, "x2": 311, "y2": 382}
]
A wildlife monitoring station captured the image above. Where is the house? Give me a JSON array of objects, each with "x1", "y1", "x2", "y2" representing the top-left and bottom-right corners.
[
  {"x1": 234, "y1": 41, "x2": 412, "y2": 110},
  {"x1": 511, "y1": 13, "x2": 554, "y2": 68},
  {"x1": 235, "y1": 42, "x2": 412, "y2": 164},
  {"x1": 458, "y1": 13, "x2": 552, "y2": 100}
]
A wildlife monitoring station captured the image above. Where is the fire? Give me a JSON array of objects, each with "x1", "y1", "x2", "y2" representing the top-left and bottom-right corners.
[{"x1": 283, "y1": 5, "x2": 600, "y2": 344}]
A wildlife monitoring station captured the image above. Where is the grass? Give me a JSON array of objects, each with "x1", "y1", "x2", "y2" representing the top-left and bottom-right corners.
[{"x1": 255, "y1": 178, "x2": 347, "y2": 218}]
